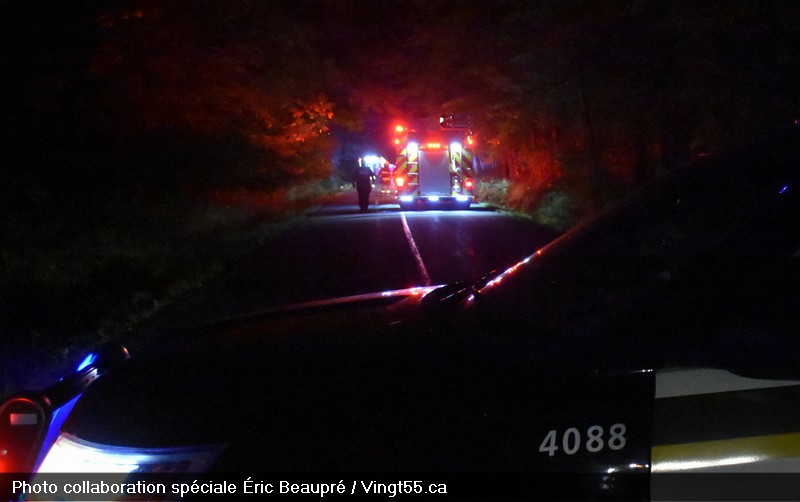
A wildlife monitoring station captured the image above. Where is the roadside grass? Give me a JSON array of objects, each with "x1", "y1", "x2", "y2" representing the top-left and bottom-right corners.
[
  {"x1": 477, "y1": 167, "x2": 631, "y2": 233},
  {"x1": 2, "y1": 171, "x2": 616, "y2": 395},
  {"x1": 478, "y1": 176, "x2": 583, "y2": 232},
  {"x1": 0, "y1": 181, "x2": 341, "y2": 396},
  {"x1": 476, "y1": 178, "x2": 510, "y2": 208}
]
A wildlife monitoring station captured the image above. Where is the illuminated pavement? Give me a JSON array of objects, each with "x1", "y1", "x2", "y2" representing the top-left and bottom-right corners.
[
  {"x1": 2, "y1": 192, "x2": 558, "y2": 395},
  {"x1": 141, "y1": 191, "x2": 558, "y2": 330}
]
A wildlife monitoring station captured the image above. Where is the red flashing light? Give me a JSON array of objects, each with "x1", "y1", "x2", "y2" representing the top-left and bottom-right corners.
[
  {"x1": 395, "y1": 176, "x2": 406, "y2": 187},
  {"x1": 393, "y1": 125, "x2": 408, "y2": 147},
  {"x1": 465, "y1": 179, "x2": 474, "y2": 188},
  {"x1": 0, "y1": 394, "x2": 49, "y2": 474}
]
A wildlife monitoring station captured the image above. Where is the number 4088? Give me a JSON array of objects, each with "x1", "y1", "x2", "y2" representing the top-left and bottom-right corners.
[{"x1": 538, "y1": 424, "x2": 627, "y2": 457}]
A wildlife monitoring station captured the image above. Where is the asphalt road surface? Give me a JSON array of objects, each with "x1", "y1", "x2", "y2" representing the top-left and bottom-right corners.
[
  {"x1": 1, "y1": 192, "x2": 560, "y2": 395},
  {"x1": 150, "y1": 191, "x2": 560, "y2": 330}
]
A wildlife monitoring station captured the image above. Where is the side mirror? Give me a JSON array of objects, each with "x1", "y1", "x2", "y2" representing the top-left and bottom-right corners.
[{"x1": 0, "y1": 343, "x2": 129, "y2": 475}]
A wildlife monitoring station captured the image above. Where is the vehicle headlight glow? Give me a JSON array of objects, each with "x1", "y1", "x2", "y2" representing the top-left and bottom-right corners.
[
  {"x1": 36, "y1": 433, "x2": 224, "y2": 474},
  {"x1": 362, "y1": 155, "x2": 380, "y2": 168}
]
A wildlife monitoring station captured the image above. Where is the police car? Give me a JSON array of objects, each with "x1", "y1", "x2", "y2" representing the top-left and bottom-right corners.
[{"x1": 2, "y1": 132, "x2": 799, "y2": 500}]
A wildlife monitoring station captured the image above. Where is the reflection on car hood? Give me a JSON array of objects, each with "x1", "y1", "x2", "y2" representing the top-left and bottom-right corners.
[
  {"x1": 63, "y1": 282, "x2": 626, "y2": 473},
  {"x1": 144, "y1": 285, "x2": 444, "y2": 360},
  {"x1": 63, "y1": 285, "x2": 453, "y2": 442}
]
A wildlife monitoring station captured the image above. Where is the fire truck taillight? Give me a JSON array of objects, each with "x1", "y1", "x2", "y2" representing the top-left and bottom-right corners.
[
  {"x1": 465, "y1": 179, "x2": 474, "y2": 189},
  {"x1": 395, "y1": 176, "x2": 406, "y2": 187}
]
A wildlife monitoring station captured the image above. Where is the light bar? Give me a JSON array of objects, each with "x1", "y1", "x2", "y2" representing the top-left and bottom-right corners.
[
  {"x1": 75, "y1": 353, "x2": 97, "y2": 372},
  {"x1": 428, "y1": 196, "x2": 440, "y2": 202}
]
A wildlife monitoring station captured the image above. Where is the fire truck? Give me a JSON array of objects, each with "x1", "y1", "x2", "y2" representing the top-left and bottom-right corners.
[{"x1": 392, "y1": 116, "x2": 476, "y2": 210}]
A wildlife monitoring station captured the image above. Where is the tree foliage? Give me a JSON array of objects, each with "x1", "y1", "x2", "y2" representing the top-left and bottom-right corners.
[
  {"x1": 3, "y1": 0, "x2": 798, "y2": 214},
  {"x1": 90, "y1": 0, "x2": 337, "y2": 186},
  {"x1": 1, "y1": 0, "x2": 798, "y2": 363},
  {"x1": 350, "y1": 0, "x2": 800, "y2": 215}
]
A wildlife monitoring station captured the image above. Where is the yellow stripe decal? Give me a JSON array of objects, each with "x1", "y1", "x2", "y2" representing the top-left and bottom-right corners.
[{"x1": 652, "y1": 432, "x2": 800, "y2": 472}]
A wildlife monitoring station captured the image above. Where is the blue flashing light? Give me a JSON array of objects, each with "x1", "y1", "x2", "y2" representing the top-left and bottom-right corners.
[
  {"x1": 456, "y1": 195, "x2": 470, "y2": 202},
  {"x1": 428, "y1": 196, "x2": 440, "y2": 202},
  {"x1": 779, "y1": 185, "x2": 789, "y2": 195},
  {"x1": 399, "y1": 195, "x2": 414, "y2": 202},
  {"x1": 76, "y1": 353, "x2": 97, "y2": 372},
  {"x1": 35, "y1": 394, "x2": 82, "y2": 471}
]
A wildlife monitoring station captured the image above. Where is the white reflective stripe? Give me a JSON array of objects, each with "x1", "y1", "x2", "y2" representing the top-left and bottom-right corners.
[
  {"x1": 36, "y1": 432, "x2": 224, "y2": 474},
  {"x1": 10, "y1": 413, "x2": 38, "y2": 425},
  {"x1": 655, "y1": 368, "x2": 800, "y2": 399},
  {"x1": 652, "y1": 432, "x2": 800, "y2": 472}
]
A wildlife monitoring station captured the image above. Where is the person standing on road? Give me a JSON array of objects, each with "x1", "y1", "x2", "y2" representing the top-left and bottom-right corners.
[
  {"x1": 378, "y1": 163, "x2": 392, "y2": 194},
  {"x1": 354, "y1": 164, "x2": 374, "y2": 212}
]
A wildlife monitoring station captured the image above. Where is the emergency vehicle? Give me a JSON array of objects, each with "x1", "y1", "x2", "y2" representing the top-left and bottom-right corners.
[
  {"x1": 392, "y1": 117, "x2": 476, "y2": 210},
  {"x1": 358, "y1": 155, "x2": 385, "y2": 180},
  {"x1": 4, "y1": 132, "x2": 800, "y2": 500},
  {"x1": 377, "y1": 163, "x2": 396, "y2": 195}
]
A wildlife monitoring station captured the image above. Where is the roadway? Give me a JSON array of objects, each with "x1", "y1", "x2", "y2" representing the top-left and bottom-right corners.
[{"x1": 148, "y1": 191, "x2": 560, "y2": 330}]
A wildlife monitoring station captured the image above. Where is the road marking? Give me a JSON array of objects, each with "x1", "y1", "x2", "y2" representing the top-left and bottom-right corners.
[{"x1": 400, "y1": 212, "x2": 432, "y2": 286}]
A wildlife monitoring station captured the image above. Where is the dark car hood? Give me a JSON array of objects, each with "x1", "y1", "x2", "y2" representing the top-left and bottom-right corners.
[{"x1": 62, "y1": 285, "x2": 653, "y2": 473}]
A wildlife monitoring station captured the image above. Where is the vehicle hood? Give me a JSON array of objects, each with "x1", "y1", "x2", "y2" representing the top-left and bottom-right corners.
[
  {"x1": 61, "y1": 284, "x2": 650, "y2": 473},
  {"x1": 61, "y1": 286, "x2": 498, "y2": 468}
]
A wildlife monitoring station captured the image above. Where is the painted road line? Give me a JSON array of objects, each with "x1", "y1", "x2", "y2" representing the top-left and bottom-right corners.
[{"x1": 400, "y1": 212, "x2": 432, "y2": 286}]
